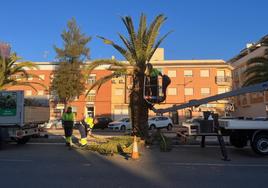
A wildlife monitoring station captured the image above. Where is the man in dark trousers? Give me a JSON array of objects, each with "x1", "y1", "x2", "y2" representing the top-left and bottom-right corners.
[
  {"x1": 146, "y1": 63, "x2": 170, "y2": 103},
  {"x1": 77, "y1": 114, "x2": 94, "y2": 147},
  {"x1": 146, "y1": 63, "x2": 162, "y2": 101},
  {"x1": 62, "y1": 107, "x2": 74, "y2": 147}
]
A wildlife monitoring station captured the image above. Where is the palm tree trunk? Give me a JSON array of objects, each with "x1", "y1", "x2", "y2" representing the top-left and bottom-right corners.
[{"x1": 130, "y1": 74, "x2": 149, "y2": 140}]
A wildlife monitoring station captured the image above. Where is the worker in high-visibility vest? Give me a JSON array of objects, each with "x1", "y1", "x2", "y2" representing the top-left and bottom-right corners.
[
  {"x1": 85, "y1": 115, "x2": 94, "y2": 130},
  {"x1": 146, "y1": 63, "x2": 162, "y2": 101},
  {"x1": 77, "y1": 114, "x2": 94, "y2": 147},
  {"x1": 62, "y1": 107, "x2": 74, "y2": 147},
  {"x1": 145, "y1": 63, "x2": 170, "y2": 103}
]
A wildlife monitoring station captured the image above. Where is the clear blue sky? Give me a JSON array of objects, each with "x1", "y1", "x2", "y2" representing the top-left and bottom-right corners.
[{"x1": 1, "y1": 0, "x2": 268, "y2": 62}]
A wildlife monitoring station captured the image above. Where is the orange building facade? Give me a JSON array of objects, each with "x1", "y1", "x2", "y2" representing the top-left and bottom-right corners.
[
  {"x1": 7, "y1": 62, "x2": 112, "y2": 121},
  {"x1": 7, "y1": 49, "x2": 233, "y2": 121},
  {"x1": 152, "y1": 59, "x2": 232, "y2": 119},
  {"x1": 111, "y1": 49, "x2": 233, "y2": 120}
]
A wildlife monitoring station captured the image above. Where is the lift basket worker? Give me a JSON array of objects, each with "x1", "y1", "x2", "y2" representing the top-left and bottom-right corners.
[
  {"x1": 146, "y1": 63, "x2": 171, "y2": 103},
  {"x1": 62, "y1": 107, "x2": 74, "y2": 147}
]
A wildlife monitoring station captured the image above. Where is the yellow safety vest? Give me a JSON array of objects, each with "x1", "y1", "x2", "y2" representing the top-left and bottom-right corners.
[{"x1": 85, "y1": 117, "x2": 94, "y2": 128}]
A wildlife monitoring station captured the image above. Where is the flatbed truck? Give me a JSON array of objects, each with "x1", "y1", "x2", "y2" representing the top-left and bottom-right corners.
[
  {"x1": 150, "y1": 81, "x2": 268, "y2": 155},
  {"x1": 0, "y1": 91, "x2": 49, "y2": 146}
]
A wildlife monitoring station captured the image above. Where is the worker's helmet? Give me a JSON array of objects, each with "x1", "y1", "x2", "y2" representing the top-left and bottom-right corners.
[{"x1": 66, "y1": 106, "x2": 72, "y2": 113}]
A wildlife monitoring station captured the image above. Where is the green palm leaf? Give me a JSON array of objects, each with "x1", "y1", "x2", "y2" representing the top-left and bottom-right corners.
[{"x1": 0, "y1": 53, "x2": 44, "y2": 90}]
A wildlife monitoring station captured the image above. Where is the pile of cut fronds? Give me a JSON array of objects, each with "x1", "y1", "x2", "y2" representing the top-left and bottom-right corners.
[{"x1": 85, "y1": 136, "x2": 138, "y2": 155}]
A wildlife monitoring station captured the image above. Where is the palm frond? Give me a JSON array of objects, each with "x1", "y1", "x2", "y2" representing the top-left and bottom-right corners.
[
  {"x1": 86, "y1": 59, "x2": 129, "y2": 76},
  {"x1": 148, "y1": 31, "x2": 173, "y2": 61},
  {"x1": 0, "y1": 53, "x2": 43, "y2": 91},
  {"x1": 117, "y1": 33, "x2": 136, "y2": 62},
  {"x1": 98, "y1": 36, "x2": 135, "y2": 64},
  {"x1": 137, "y1": 13, "x2": 147, "y2": 44},
  {"x1": 136, "y1": 14, "x2": 147, "y2": 60},
  {"x1": 145, "y1": 14, "x2": 167, "y2": 56},
  {"x1": 121, "y1": 16, "x2": 137, "y2": 58},
  {"x1": 2, "y1": 81, "x2": 47, "y2": 91}
]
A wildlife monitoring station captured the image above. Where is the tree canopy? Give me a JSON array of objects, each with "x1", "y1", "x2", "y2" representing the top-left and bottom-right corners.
[
  {"x1": 51, "y1": 18, "x2": 91, "y2": 105},
  {"x1": 86, "y1": 14, "x2": 171, "y2": 139},
  {"x1": 54, "y1": 18, "x2": 91, "y2": 63}
]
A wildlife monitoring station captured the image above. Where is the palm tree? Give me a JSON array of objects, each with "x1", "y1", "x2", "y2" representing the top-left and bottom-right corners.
[
  {"x1": 243, "y1": 48, "x2": 268, "y2": 86},
  {"x1": 86, "y1": 14, "x2": 171, "y2": 140},
  {"x1": 0, "y1": 53, "x2": 46, "y2": 91}
]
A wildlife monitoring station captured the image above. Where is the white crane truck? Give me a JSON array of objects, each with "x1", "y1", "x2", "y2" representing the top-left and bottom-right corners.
[
  {"x1": 0, "y1": 91, "x2": 49, "y2": 145},
  {"x1": 151, "y1": 81, "x2": 268, "y2": 155}
]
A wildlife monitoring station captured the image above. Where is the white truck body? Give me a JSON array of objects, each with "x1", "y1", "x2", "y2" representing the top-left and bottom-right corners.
[
  {"x1": 0, "y1": 91, "x2": 49, "y2": 144},
  {"x1": 219, "y1": 119, "x2": 268, "y2": 130}
]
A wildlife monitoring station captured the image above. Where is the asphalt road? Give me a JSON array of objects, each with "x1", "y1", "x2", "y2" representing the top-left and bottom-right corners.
[{"x1": 1, "y1": 142, "x2": 268, "y2": 188}]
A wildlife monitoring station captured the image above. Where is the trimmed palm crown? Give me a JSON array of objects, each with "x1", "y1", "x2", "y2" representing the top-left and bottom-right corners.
[{"x1": 86, "y1": 14, "x2": 171, "y2": 139}]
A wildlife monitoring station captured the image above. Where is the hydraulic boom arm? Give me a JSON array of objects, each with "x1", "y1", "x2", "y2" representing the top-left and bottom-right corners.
[{"x1": 151, "y1": 81, "x2": 268, "y2": 114}]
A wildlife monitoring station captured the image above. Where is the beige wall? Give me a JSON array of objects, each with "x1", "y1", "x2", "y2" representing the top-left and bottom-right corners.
[
  {"x1": 151, "y1": 48, "x2": 164, "y2": 61},
  {"x1": 229, "y1": 45, "x2": 268, "y2": 118}
]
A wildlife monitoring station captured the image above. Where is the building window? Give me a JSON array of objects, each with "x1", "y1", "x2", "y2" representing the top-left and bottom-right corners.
[
  {"x1": 87, "y1": 74, "x2": 96, "y2": 85},
  {"x1": 184, "y1": 88, "x2": 193, "y2": 96},
  {"x1": 111, "y1": 80, "x2": 116, "y2": 84},
  {"x1": 218, "y1": 87, "x2": 229, "y2": 94},
  {"x1": 200, "y1": 70, "x2": 209, "y2": 77},
  {"x1": 39, "y1": 74, "x2": 45, "y2": 81},
  {"x1": 87, "y1": 90, "x2": 96, "y2": 102},
  {"x1": 37, "y1": 90, "x2": 44, "y2": 96},
  {"x1": 167, "y1": 88, "x2": 177, "y2": 95},
  {"x1": 25, "y1": 90, "x2": 32, "y2": 96},
  {"x1": 184, "y1": 70, "x2": 193, "y2": 77},
  {"x1": 217, "y1": 70, "x2": 225, "y2": 77},
  {"x1": 167, "y1": 70, "x2": 176, "y2": 78},
  {"x1": 115, "y1": 89, "x2": 124, "y2": 96},
  {"x1": 119, "y1": 79, "x2": 125, "y2": 84},
  {"x1": 28, "y1": 76, "x2": 33, "y2": 81},
  {"x1": 15, "y1": 74, "x2": 22, "y2": 81},
  {"x1": 201, "y1": 88, "x2": 210, "y2": 96}
]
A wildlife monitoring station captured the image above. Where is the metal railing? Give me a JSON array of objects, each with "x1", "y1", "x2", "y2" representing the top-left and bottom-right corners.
[{"x1": 215, "y1": 76, "x2": 232, "y2": 84}]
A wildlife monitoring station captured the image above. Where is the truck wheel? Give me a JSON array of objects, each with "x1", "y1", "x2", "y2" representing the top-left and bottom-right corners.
[
  {"x1": 230, "y1": 133, "x2": 248, "y2": 148},
  {"x1": 16, "y1": 136, "x2": 31, "y2": 144},
  {"x1": 251, "y1": 133, "x2": 268, "y2": 155}
]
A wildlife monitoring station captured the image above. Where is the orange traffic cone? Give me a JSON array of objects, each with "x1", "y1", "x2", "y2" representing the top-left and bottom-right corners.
[{"x1": 131, "y1": 135, "x2": 139, "y2": 160}]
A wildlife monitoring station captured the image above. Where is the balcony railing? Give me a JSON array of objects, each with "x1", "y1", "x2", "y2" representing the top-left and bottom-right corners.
[{"x1": 215, "y1": 76, "x2": 232, "y2": 84}]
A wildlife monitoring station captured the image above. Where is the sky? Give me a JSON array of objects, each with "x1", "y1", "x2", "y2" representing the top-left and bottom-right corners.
[{"x1": 1, "y1": 0, "x2": 268, "y2": 62}]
